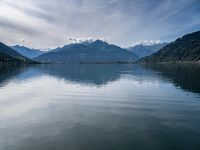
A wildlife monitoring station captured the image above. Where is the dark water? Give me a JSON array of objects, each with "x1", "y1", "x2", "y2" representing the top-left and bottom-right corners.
[{"x1": 0, "y1": 64, "x2": 200, "y2": 150}]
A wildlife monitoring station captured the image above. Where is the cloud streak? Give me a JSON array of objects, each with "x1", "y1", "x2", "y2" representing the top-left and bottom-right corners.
[{"x1": 0, "y1": 0, "x2": 200, "y2": 48}]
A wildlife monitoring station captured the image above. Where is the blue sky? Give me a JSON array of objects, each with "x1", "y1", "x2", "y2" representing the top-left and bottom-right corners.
[{"x1": 0, "y1": 0, "x2": 200, "y2": 49}]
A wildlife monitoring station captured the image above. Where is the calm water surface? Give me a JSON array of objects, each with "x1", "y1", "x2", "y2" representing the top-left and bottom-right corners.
[{"x1": 0, "y1": 64, "x2": 200, "y2": 150}]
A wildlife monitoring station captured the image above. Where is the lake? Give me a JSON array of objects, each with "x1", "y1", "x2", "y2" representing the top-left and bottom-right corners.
[{"x1": 0, "y1": 64, "x2": 200, "y2": 150}]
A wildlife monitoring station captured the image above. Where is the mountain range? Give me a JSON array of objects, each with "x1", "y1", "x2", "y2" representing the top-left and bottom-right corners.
[
  {"x1": 11, "y1": 45, "x2": 45, "y2": 59},
  {"x1": 128, "y1": 43, "x2": 168, "y2": 59},
  {"x1": 0, "y1": 30, "x2": 200, "y2": 64},
  {"x1": 0, "y1": 42, "x2": 35, "y2": 64},
  {"x1": 35, "y1": 40, "x2": 138, "y2": 63},
  {"x1": 139, "y1": 31, "x2": 200, "y2": 62}
]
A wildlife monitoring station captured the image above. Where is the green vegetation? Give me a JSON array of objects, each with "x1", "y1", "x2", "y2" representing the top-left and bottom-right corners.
[
  {"x1": 0, "y1": 42, "x2": 36, "y2": 64},
  {"x1": 139, "y1": 31, "x2": 200, "y2": 63}
]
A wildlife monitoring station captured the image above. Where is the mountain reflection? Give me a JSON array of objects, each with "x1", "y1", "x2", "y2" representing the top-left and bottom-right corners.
[
  {"x1": 0, "y1": 65, "x2": 29, "y2": 87},
  {"x1": 36, "y1": 64, "x2": 159, "y2": 85},
  {"x1": 141, "y1": 63, "x2": 200, "y2": 94},
  {"x1": 0, "y1": 64, "x2": 200, "y2": 94},
  {"x1": 39, "y1": 64, "x2": 123, "y2": 85}
]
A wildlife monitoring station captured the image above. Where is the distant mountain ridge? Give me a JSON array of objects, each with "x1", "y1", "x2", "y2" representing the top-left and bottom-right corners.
[
  {"x1": 139, "y1": 31, "x2": 200, "y2": 62},
  {"x1": 35, "y1": 40, "x2": 138, "y2": 63},
  {"x1": 0, "y1": 42, "x2": 35, "y2": 64},
  {"x1": 128, "y1": 43, "x2": 168, "y2": 59},
  {"x1": 12, "y1": 45, "x2": 45, "y2": 59}
]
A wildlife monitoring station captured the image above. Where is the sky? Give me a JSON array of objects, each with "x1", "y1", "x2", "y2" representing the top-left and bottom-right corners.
[{"x1": 0, "y1": 0, "x2": 200, "y2": 49}]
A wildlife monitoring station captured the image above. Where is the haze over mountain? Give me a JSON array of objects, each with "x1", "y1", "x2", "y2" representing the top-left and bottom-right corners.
[
  {"x1": 139, "y1": 31, "x2": 200, "y2": 62},
  {"x1": 35, "y1": 40, "x2": 138, "y2": 63},
  {"x1": 0, "y1": 42, "x2": 35, "y2": 64},
  {"x1": 128, "y1": 43, "x2": 168, "y2": 59},
  {"x1": 12, "y1": 45, "x2": 45, "y2": 59}
]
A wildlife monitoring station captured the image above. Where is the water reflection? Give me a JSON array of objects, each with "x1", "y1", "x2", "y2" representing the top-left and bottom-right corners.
[
  {"x1": 37, "y1": 64, "x2": 159, "y2": 86},
  {"x1": 0, "y1": 64, "x2": 200, "y2": 150},
  {"x1": 141, "y1": 63, "x2": 200, "y2": 94},
  {"x1": 0, "y1": 65, "x2": 27, "y2": 87},
  {"x1": 0, "y1": 64, "x2": 200, "y2": 94}
]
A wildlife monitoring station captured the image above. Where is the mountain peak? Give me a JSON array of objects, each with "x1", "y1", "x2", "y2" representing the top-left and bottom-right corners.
[
  {"x1": 94, "y1": 39, "x2": 104, "y2": 43},
  {"x1": 92, "y1": 39, "x2": 108, "y2": 46},
  {"x1": 11, "y1": 45, "x2": 45, "y2": 59},
  {"x1": 13, "y1": 45, "x2": 27, "y2": 49},
  {"x1": 35, "y1": 40, "x2": 138, "y2": 63},
  {"x1": 128, "y1": 43, "x2": 168, "y2": 59},
  {"x1": 138, "y1": 30, "x2": 200, "y2": 62},
  {"x1": 0, "y1": 41, "x2": 34, "y2": 64}
]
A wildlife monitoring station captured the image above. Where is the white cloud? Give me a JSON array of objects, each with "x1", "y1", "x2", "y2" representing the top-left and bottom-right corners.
[
  {"x1": 132, "y1": 39, "x2": 161, "y2": 46},
  {"x1": 68, "y1": 37, "x2": 95, "y2": 44},
  {"x1": 0, "y1": 0, "x2": 199, "y2": 48}
]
